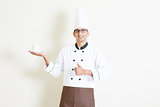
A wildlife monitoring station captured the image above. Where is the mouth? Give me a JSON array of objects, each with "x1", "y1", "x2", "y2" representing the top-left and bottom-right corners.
[{"x1": 78, "y1": 35, "x2": 84, "y2": 38}]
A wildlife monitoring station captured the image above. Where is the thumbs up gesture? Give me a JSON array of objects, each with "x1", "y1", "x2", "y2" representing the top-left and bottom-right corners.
[{"x1": 74, "y1": 63, "x2": 85, "y2": 76}]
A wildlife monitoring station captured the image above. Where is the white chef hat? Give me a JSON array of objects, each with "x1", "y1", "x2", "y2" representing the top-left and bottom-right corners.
[{"x1": 74, "y1": 8, "x2": 90, "y2": 30}]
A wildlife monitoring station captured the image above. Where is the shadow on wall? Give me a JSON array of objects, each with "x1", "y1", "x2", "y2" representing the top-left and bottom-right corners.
[
  {"x1": 39, "y1": 12, "x2": 67, "y2": 107},
  {"x1": 25, "y1": 12, "x2": 67, "y2": 107}
]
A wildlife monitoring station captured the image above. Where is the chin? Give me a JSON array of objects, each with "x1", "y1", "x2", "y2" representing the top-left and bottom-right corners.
[{"x1": 78, "y1": 40, "x2": 85, "y2": 43}]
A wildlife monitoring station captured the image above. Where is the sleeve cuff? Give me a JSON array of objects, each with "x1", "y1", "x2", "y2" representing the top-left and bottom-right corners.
[
  {"x1": 44, "y1": 61, "x2": 54, "y2": 73},
  {"x1": 91, "y1": 69, "x2": 100, "y2": 81}
]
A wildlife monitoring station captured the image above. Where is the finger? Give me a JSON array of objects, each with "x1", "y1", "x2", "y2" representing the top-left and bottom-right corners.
[
  {"x1": 29, "y1": 51, "x2": 38, "y2": 55},
  {"x1": 29, "y1": 51, "x2": 33, "y2": 54},
  {"x1": 29, "y1": 50, "x2": 35, "y2": 53},
  {"x1": 77, "y1": 63, "x2": 81, "y2": 67},
  {"x1": 74, "y1": 68, "x2": 77, "y2": 71},
  {"x1": 29, "y1": 51, "x2": 35, "y2": 54}
]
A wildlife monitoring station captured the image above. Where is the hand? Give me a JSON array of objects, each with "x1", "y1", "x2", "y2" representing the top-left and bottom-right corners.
[
  {"x1": 74, "y1": 63, "x2": 93, "y2": 76},
  {"x1": 28, "y1": 50, "x2": 45, "y2": 57},
  {"x1": 74, "y1": 63, "x2": 85, "y2": 76}
]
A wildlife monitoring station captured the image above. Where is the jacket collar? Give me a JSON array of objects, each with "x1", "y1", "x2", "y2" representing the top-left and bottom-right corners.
[{"x1": 75, "y1": 42, "x2": 88, "y2": 50}]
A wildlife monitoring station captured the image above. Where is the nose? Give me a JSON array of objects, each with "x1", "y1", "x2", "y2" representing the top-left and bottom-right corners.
[{"x1": 78, "y1": 31, "x2": 82, "y2": 34}]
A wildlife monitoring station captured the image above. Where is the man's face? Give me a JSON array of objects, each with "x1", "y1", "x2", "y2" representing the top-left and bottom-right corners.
[{"x1": 73, "y1": 27, "x2": 90, "y2": 43}]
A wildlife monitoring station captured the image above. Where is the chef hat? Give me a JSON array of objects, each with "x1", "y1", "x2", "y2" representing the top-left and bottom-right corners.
[{"x1": 74, "y1": 8, "x2": 90, "y2": 30}]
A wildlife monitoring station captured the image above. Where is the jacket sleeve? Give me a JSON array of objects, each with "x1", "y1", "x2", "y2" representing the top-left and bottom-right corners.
[
  {"x1": 91, "y1": 50, "x2": 111, "y2": 81},
  {"x1": 44, "y1": 49, "x2": 64, "y2": 78}
]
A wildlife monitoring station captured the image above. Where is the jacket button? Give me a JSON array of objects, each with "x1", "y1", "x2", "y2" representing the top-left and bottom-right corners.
[
  {"x1": 72, "y1": 68, "x2": 74, "y2": 71},
  {"x1": 79, "y1": 78, "x2": 81, "y2": 80},
  {"x1": 74, "y1": 50, "x2": 76, "y2": 52},
  {"x1": 82, "y1": 51, "x2": 84, "y2": 53},
  {"x1": 81, "y1": 59, "x2": 83, "y2": 61},
  {"x1": 71, "y1": 78, "x2": 73, "y2": 80},
  {"x1": 73, "y1": 59, "x2": 75, "y2": 61}
]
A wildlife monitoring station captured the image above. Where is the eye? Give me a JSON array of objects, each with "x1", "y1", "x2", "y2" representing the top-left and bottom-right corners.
[{"x1": 74, "y1": 29, "x2": 79, "y2": 33}]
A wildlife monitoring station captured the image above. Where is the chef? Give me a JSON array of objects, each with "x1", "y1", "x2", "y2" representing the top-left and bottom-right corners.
[{"x1": 29, "y1": 8, "x2": 111, "y2": 107}]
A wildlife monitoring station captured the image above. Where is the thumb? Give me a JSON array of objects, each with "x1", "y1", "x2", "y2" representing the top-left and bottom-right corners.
[{"x1": 77, "y1": 63, "x2": 81, "y2": 67}]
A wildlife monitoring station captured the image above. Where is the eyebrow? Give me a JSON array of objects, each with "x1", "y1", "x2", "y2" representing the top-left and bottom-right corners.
[{"x1": 74, "y1": 29, "x2": 88, "y2": 31}]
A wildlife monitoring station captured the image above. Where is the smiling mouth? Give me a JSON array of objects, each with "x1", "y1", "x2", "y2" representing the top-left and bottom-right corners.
[{"x1": 78, "y1": 35, "x2": 84, "y2": 38}]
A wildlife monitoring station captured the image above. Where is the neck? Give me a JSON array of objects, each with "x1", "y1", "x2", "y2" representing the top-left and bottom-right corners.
[{"x1": 76, "y1": 41, "x2": 87, "y2": 47}]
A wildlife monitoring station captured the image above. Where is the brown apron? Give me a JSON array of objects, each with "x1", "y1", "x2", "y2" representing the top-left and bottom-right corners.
[{"x1": 59, "y1": 86, "x2": 95, "y2": 107}]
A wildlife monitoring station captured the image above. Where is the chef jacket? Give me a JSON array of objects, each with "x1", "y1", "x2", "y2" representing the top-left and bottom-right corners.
[{"x1": 44, "y1": 42, "x2": 111, "y2": 88}]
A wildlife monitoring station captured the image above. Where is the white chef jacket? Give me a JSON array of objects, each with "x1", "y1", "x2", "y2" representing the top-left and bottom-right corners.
[{"x1": 44, "y1": 42, "x2": 111, "y2": 88}]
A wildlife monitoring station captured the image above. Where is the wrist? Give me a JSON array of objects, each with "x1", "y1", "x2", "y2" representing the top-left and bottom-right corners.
[
  {"x1": 42, "y1": 54, "x2": 46, "y2": 58},
  {"x1": 84, "y1": 69, "x2": 93, "y2": 76}
]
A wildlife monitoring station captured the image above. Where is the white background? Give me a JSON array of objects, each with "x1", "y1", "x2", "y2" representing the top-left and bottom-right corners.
[{"x1": 0, "y1": 0, "x2": 160, "y2": 107}]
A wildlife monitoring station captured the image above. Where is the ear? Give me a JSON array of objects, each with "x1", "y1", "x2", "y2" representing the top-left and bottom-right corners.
[
  {"x1": 87, "y1": 31, "x2": 90, "y2": 37},
  {"x1": 73, "y1": 32, "x2": 76, "y2": 38},
  {"x1": 88, "y1": 31, "x2": 90, "y2": 35}
]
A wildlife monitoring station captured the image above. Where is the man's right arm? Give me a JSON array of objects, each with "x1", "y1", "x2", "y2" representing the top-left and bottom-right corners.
[
  {"x1": 29, "y1": 49, "x2": 64, "y2": 77},
  {"x1": 42, "y1": 55, "x2": 50, "y2": 67}
]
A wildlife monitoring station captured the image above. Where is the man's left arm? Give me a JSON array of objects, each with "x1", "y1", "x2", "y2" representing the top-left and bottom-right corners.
[
  {"x1": 74, "y1": 50, "x2": 111, "y2": 80},
  {"x1": 74, "y1": 63, "x2": 93, "y2": 76}
]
